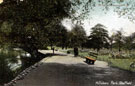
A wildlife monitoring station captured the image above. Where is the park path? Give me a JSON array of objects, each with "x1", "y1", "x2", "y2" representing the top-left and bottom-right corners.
[{"x1": 14, "y1": 50, "x2": 135, "y2": 86}]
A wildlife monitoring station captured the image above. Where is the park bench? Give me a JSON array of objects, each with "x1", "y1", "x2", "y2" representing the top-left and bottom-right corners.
[
  {"x1": 85, "y1": 56, "x2": 96, "y2": 64},
  {"x1": 89, "y1": 52, "x2": 98, "y2": 58},
  {"x1": 85, "y1": 52, "x2": 98, "y2": 64}
]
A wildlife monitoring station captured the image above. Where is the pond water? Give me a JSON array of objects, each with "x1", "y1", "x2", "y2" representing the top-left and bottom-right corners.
[
  {"x1": 9, "y1": 55, "x2": 22, "y2": 71},
  {"x1": 0, "y1": 49, "x2": 33, "y2": 85}
]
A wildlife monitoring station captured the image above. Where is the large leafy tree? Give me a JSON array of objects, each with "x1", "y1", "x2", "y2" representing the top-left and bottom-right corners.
[
  {"x1": 0, "y1": 0, "x2": 135, "y2": 58},
  {"x1": 123, "y1": 32, "x2": 135, "y2": 53},
  {"x1": 68, "y1": 0, "x2": 135, "y2": 22},
  {"x1": 0, "y1": 49, "x2": 18, "y2": 84},
  {"x1": 47, "y1": 24, "x2": 68, "y2": 49},
  {"x1": 0, "y1": 0, "x2": 71, "y2": 58},
  {"x1": 56, "y1": 25, "x2": 69, "y2": 49},
  {"x1": 88, "y1": 24, "x2": 109, "y2": 52},
  {"x1": 69, "y1": 24, "x2": 87, "y2": 48},
  {"x1": 113, "y1": 30, "x2": 124, "y2": 52}
]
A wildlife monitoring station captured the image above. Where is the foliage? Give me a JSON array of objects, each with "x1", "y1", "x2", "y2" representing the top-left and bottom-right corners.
[
  {"x1": 0, "y1": 0, "x2": 72, "y2": 58},
  {"x1": 0, "y1": 48, "x2": 19, "y2": 84},
  {"x1": 69, "y1": 0, "x2": 135, "y2": 22},
  {"x1": 123, "y1": 36, "x2": 133, "y2": 51},
  {"x1": 68, "y1": 49, "x2": 135, "y2": 72},
  {"x1": 113, "y1": 30, "x2": 124, "y2": 52},
  {"x1": 88, "y1": 24, "x2": 109, "y2": 51},
  {"x1": 123, "y1": 32, "x2": 135, "y2": 52},
  {"x1": 0, "y1": 0, "x2": 135, "y2": 57},
  {"x1": 69, "y1": 24, "x2": 87, "y2": 47},
  {"x1": 47, "y1": 24, "x2": 68, "y2": 49}
]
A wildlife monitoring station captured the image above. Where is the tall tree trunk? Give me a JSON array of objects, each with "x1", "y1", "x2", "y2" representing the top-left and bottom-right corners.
[
  {"x1": 22, "y1": 46, "x2": 44, "y2": 59},
  {"x1": 62, "y1": 42, "x2": 65, "y2": 50},
  {"x1": 50, "y1": 43, "x2": 53, "y2": 50},
  {"x1": 65, "y1": 46, "x2": 67, "y2": 50},
  {"x1": 81, "y1": 44, "x2": 84, "y2": 50},
  {"x1": 52, "y1": 47, "x2": 55, "y2": 54},
  {"x1": 20, "y1": 46, "x2": 45, "y2": 68},
  {"x1": 110, "y1": 43, "x2": 112, "y2": 51},
  {"x1": 62, "y1": 45, "x2": 64, "y2": 50},
  {"x1": 119, "y1": 43, "x2": 121, "y2": 53}
]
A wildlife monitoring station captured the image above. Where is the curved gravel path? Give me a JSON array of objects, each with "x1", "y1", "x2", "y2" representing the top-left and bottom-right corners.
[{"x1": 11, "y1": 50, "x2": 135, "y2": 86}]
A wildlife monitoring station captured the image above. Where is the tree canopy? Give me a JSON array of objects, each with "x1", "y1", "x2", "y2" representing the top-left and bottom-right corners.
[
  {"x1": 88, "y1": 24, "x2": 109, "y2": 51},
  {"x1": 0, "y1": 0, "x2": 135, "y2": 57},
  {"x1": 0, "y1": 0, "x2": 71, "y2": 58},
  {"x1": 69, "y1": 24, "x2": 86, "y2": 48},
  {"x1": 113, "y1": 30, "x2": 124, "y2": 52}
]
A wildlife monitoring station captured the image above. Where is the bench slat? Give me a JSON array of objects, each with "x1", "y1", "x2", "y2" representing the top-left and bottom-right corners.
[
  {"x1": 86, "y1": 57, "x2": 96, "y2": 61},
  {"x1": 89, "y1": 52, "x2": 98, "y2": 58}
]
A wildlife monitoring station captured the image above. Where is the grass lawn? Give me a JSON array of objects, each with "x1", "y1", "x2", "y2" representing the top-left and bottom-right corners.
[
  {"x1": 61, "y1": 49, "x2": 135, "y2": 72},
  {"x1": 97, "y1": 55, "x2": 135, "y2": 72},
  {"x1": 109, "y1": 59, "x2": 135, "y2": 72}
]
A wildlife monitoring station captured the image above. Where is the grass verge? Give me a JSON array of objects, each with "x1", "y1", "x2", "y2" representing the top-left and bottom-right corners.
[{"x1": 61, "y1": 49, "x2": 135, "y2": 72}]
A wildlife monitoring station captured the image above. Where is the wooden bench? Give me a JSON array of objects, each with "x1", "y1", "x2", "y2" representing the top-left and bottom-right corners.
[
  {"x1": 89, "y1": 52, "x2": 98, "y2": 58},
  {"x1": 85, "y1": 56, "x2": 96, "y2": 64}
]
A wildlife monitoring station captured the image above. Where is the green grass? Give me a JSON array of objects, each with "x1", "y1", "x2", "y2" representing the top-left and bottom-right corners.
[
  {"x1": 97, "y1": 55, "x2": 110, "y2": 61},
  {"x1": 61, "y1": 49, "x2": 135, "y2": 72},
  {"x1": 79, "y1": 52, "x2": 89, "y2": 57},
  {"x1": 109, "y1": 59, "x2": 135, "y2": 72},
  {"x1": 96, "y1": 55, "x2": 135, "y2": 72}
]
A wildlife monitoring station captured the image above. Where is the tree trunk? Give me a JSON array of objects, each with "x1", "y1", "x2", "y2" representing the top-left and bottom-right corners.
[
  {"x1": 119, "y1": 43, "x2": 121, "y2": 53},
  {"x1": 62, "y1": 46, "x2": 64, "y2": 50},
  {"x1": 50, "y1": 43, "x2": 53, "y2": 50},
  {"x1": 62, "y1": 42, "x2": 65, "y2": 50},
  {"x1": 65, "y1": 46, "x2": 68, "y2": 50},
  {"x1": 20, "y1": 46, "x2": 45, "y2": 69},
  {"x1": 97, "y1": 48, "x2": 100, "y2": 53},
  {"x1": 81, "y1": 44, "x2": 84, "y2": 50},
  {"x1": 22, "y1": 46, "x2": 44, "y2": 59},
  {"x1": 52, "y1": 47, "x2": 55, "y2": 54},
  {"x1": 110, "y1": 44, "x2": 112, "y2": 51}
]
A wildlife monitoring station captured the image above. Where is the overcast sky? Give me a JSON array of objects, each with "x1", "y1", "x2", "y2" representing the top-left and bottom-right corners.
[
  {"x1": 62, "y1": 1, "x2": 135, "y2": 36},
  {"x1": 0, "y1": 0, "x2": 2, "y2": 3},
  {"x1": 1, "y1": 0, "x2": 135, "y2": 36}
]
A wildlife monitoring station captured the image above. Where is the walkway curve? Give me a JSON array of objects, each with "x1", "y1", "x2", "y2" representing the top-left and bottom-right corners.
[{"x1": 13, "y1": 50, "x2": 135, "y2": 86}]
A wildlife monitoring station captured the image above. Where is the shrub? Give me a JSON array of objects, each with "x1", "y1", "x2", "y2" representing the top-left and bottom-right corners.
[{"x1": 0, "y1": 49, "x2": 20, "y2": 85}]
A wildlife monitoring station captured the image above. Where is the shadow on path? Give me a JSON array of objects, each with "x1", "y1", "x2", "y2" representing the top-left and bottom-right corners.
[
  {"x1": 13, "y1": 50, "x2": 135, "y2": 86},
  {"x1": 15, "y1": 62, "x2": 135, "y2": 86}
]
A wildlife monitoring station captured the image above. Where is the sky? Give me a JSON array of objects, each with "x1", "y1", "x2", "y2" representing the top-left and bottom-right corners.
[
  {"x1": 62, "y1": 1, "x2": 135, "y2": 36},
  {"x1": 0, "y1": 0, "x2": 2, "y2": 3},
  {"x1": 0, "y1": 0, "x2": 135, "y2": 36}
]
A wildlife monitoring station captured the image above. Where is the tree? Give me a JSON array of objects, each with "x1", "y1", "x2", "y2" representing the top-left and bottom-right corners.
[
  {"x1": 56, "y1": 25, "x2": 68, "y2": 49},
  {"x1": 0, "y1": 0, "x2": 134, "y2": 58},
  {"x1": 0, "y1": 0, "x2": 71, "y2": 58},
  {"x1": 68, "y1": 24, "x2": 86, "y2": 56},
  {"x1": 123, "y1": 33, "x2": 135, "y2": 53},
  {"x1": 113, "y1": 30, "x2": 124, "y2": 52},
  {"x1": 0, "y1": 55, "x2": 14, "y2": 84},
  {"x1": 47, "y1": 24, "x2": 68, "y2": 50},
  {"x1": 109, "y1": 34, "x2": 115, "y2": 52},
  {"x1": 88, "y1": 24, "x2": 109, "y2": 52},
  {"x1": 0, "y1": 48, "x2": 18, "y2": 84},
  {"x1": 69, "y1": 0, "x2": 135, "y2": 22},
  {"x1": 69, "y1": 24, "x2": 87, "y2": 48}
]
